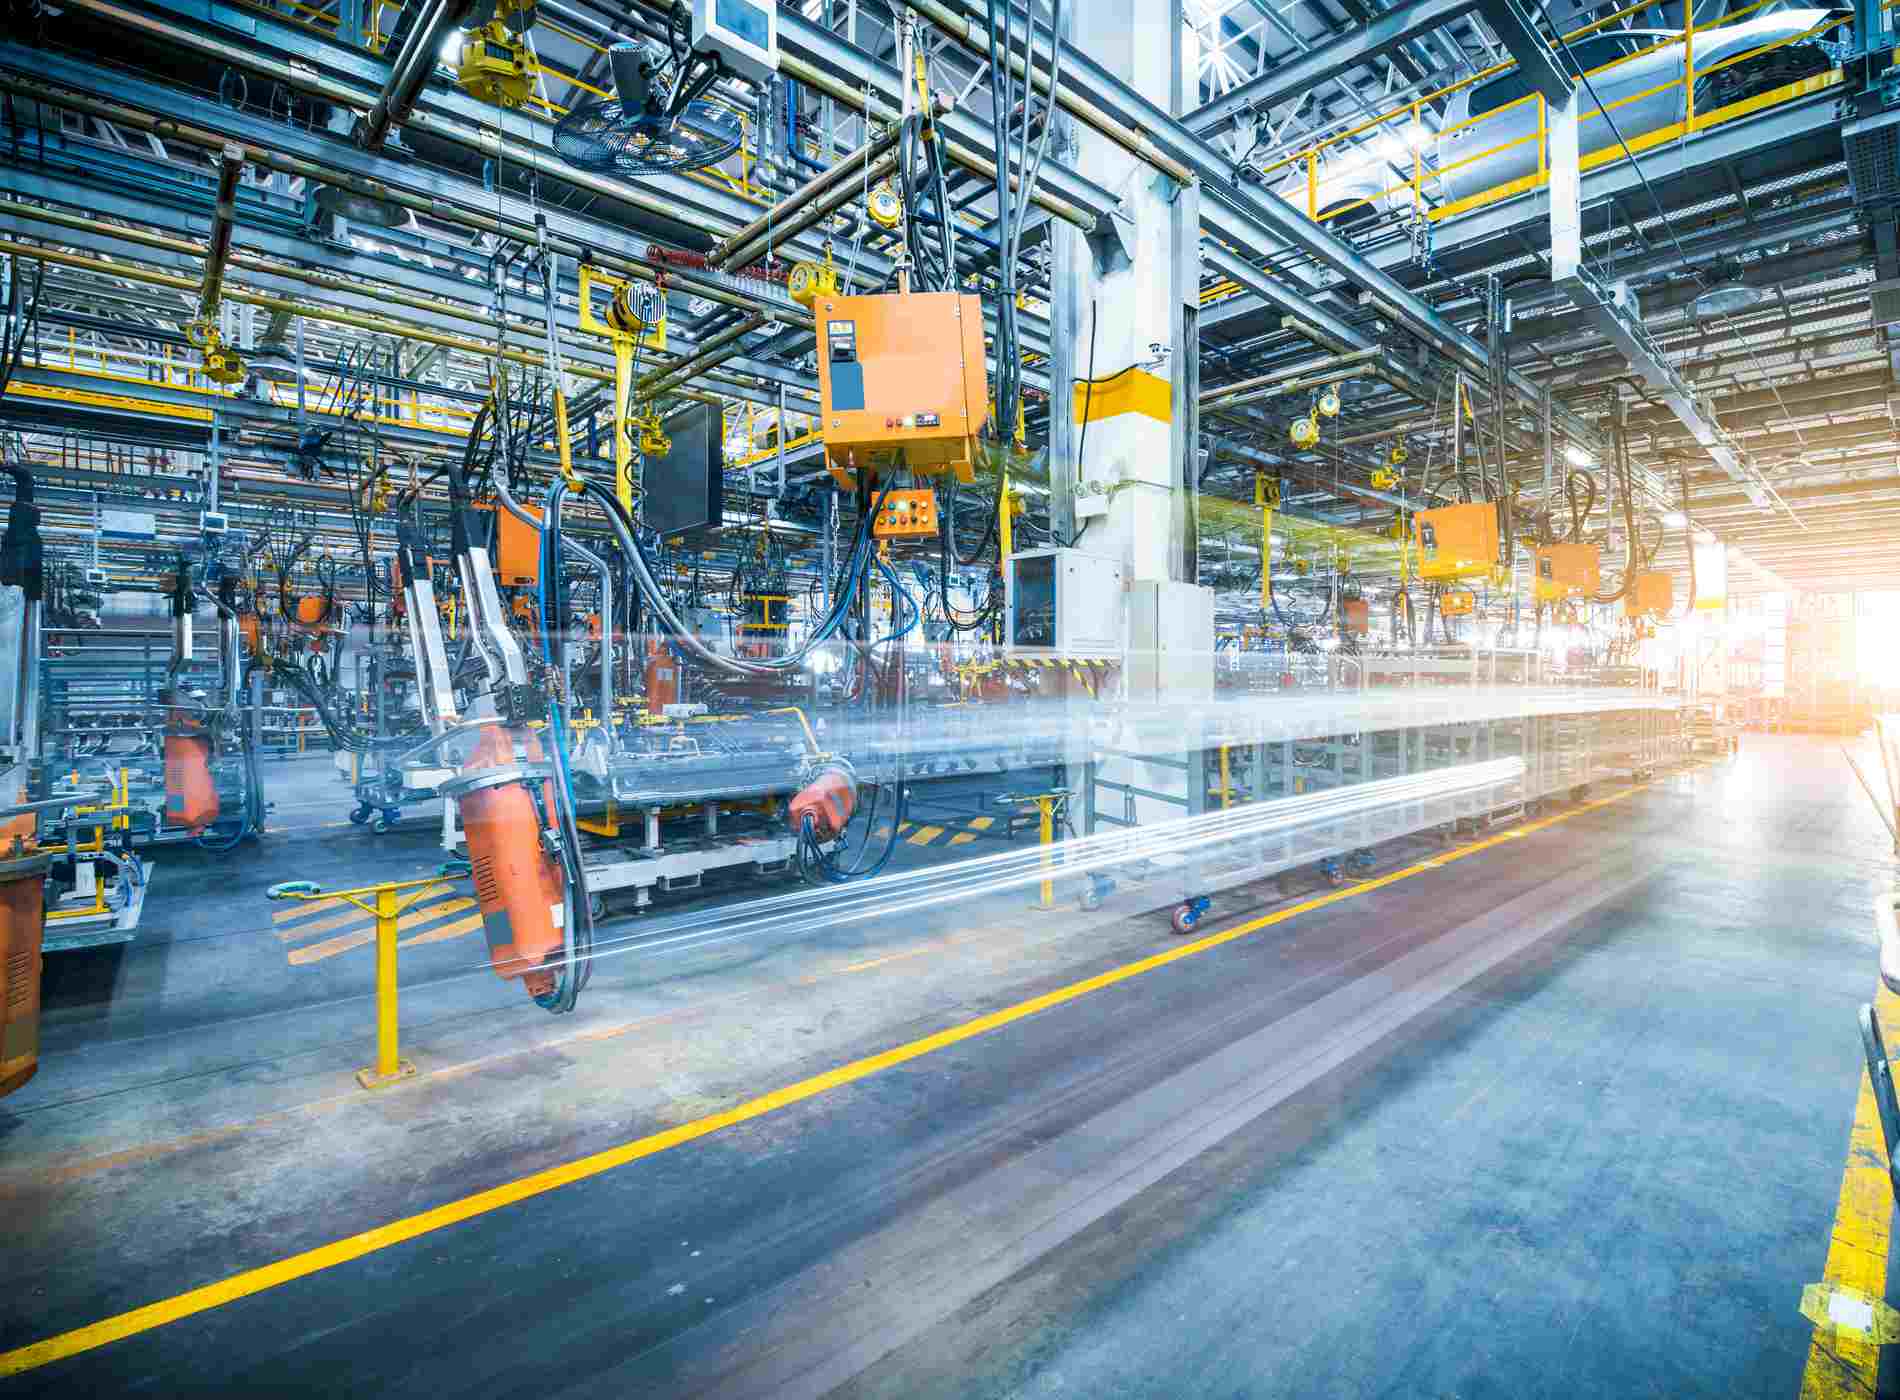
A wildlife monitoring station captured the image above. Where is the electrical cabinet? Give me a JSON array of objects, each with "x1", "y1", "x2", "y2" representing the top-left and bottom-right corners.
[
  {"x1": 1340, "y1": 597, "x2": 1370, "y2": 635},
  {"x1": 1006, "y1": 549, "x2": 1123, "y2": 659},
  {"x1": 474, "y1": 502, "x2": 542, "y2": 587},
  {"x1": 816, "y1": 292, "x2": 989, "y2": 487},
  {"x1": 1414, "y1": 502, "x2": 1500, "y2": 580},
  {"x1": 1127, "y1": 580, "x2": 1216, "y2": 703},
  {"x1": 1534, "y1": 542, "x2": 1601, "y2": 601},
  {"x1": 1625, "y1": 570, "x2": 1674, "y2": 618},
  {"x1": 497, "y1": 503, "x2": 543, "y2": 587}
]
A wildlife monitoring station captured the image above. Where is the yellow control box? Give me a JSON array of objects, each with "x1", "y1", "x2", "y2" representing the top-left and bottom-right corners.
[
  {"x1": 1533, "y1": 542, "x2": 1601, "y2": 601},
  {"x1": 873, "y1": 488, "x2": 940, "y2": 539},
  {"x1": 816, "y1": 292, "x2": 989, "y2": 487},
  {"x1": 1439, "y1": 588, "x2": 1476, "y2": 617},
  {"x1": 1414, "y1": 502, "x2": 1500, "y2": 580},
  {"x1": 1624, "y1": 570, "x2": 1674, "y2": 618}
]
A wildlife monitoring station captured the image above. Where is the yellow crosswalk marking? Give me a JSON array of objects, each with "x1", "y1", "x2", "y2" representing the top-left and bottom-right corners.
[
  {"x1": 399, "y1": 912, "x2": 484, "y2": 949},
  {"x1": 270, "y1": 896, "x2": 347, "y2": 925},
  {"x1": 286, "y1": 899, "x2": 478, "y2": 966},
  {"x1": 906, "y1": 825, "x2": 945, "y2": 846}
]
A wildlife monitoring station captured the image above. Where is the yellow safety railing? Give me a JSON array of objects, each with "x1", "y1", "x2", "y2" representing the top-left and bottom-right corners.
[
  {"x1": 267, "y1": 871, "x2": 461, "y2": 1088},
  {"x1": 1257, "y1": 0, "x2": 1849, "y2": 229}
]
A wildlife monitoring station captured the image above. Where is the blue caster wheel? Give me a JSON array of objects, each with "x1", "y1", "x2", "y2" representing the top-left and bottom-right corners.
[
  {"x1": 1319, "y1": 858, "x2": 1345, "y2": 888},
  {"x1": 1347, "y1": 848, "x2": 1376, "y2": 875},
  {"x1": 348, "y1": 803, "x2": 372, "y2": 826},
  {"x1": 372, "y1": 808, "x2": 401, "y2": 834},
  {"x1": 1079, "y1": 875, "x2": 1115, "y2": 912},
  {"x1": 1170, "y1": 896, "x2": 1211, "y2": 936}
]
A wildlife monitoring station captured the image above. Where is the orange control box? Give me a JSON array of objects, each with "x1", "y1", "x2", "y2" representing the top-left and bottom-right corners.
[
  {"x1": 873, "y1": 488, "x2": 940, "y2": 539},
  {"x1": 1439, "y1": 588, "x2": 1476, "y2": 617},
  {"x1": 1340, "y1": 597, "x2": 1370, "y2": 635},
  {"x1": 1414, "y1": 502, "x2": 1500, "y2": 580},
  {"x1": 1534, "y1": 542, "x2": 1601, "y2": 601},
  {"x1": 1624, "y1": 570, "x2": 1674, "y2": 618},
  {"x1": 816, "y1": 292, "x2": 989, "y2": 487},
  {"x1": 495, "y1": 501, "x2": 542, "y2": 587}
]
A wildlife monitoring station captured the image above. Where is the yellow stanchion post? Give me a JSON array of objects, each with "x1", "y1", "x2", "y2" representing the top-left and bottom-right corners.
[{"x1": 267, "y1": 871, "x2": 458, "y2": 1089}]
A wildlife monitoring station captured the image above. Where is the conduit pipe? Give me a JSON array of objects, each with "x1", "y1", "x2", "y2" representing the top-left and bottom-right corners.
[
  {"x1": 359, "y1": 0, "x2": 478, "y2": 153},
  {"x1": 714, "y1": 128, "x2": 901, "y2": 268},
  {"x1": 196, "y1": 143, "x2": 245, "y2": 318}
]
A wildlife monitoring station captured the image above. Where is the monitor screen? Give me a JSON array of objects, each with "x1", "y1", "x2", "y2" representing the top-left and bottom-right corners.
[{"x1": 644, "y1": 403, "x2": 724, "y2": 539}]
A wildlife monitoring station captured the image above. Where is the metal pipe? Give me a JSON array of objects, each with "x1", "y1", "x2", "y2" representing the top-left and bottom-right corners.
[
  {"x1": 719, "y1": 151, "x2": 899, "y2": 272},
  {"x1": 17, "y1": 600, "x2": 40, "y2": 764},
  {"x1": 714, "y1": 129, "x2": 900, "y2": 268},
  {"x1": 771, "y1": 53, "x2": 1098, "y2": 233},
  {"x1": 567, "y1": 538, "x2": 613, "y2": 724},
  {"x1": 359, "y1": 0, "x2": 475, "y2": 153},
  {"x1": 197, "y1": 143, "x2": 245, "y2": 318},
  {"x1": 637, "y1": 314, "x2": 769, "y2": 401},
  {"x1": 0, "y1": 238, "x2": 620, "y2": 387},
  {"x1": 904, "y1": 0, "x2": 1195, "y2": 187},
  {"x1": 0, "y1": 14, "x2": 793, "y2": 313}
]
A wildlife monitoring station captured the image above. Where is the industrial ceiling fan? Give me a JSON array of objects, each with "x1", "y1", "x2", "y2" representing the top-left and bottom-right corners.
[{"x1": 553, "y1": 23, "x2": 744, "y2": 178}]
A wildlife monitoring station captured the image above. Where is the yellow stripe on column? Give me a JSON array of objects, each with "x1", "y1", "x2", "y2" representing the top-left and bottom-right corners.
[{"x1": 1074, "y1": 366, "x2": 1172, "y2": 425}]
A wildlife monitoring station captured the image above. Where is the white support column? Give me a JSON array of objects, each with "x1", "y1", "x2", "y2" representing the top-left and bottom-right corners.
[
  {"x1": 1069, "y1": 0, "x2": 1192, "y2": 590},
  {"x1": 1066, "y1": 0, "x2": 1214, "y2": 838}
]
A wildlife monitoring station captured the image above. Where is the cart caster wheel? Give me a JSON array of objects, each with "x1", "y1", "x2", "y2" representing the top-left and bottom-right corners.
[
  {"x1": 1347, "y1": 848, "x2": 1376, "y2": 875},
  {"x1": 1323, "y1": 866, "x2": 1346, "y2": 888},
  {"x1": 588, "y1": 893, "x2": 606, "y2": 921},
  {"x1": 1170, "y1": 897, "x2": 1211, "y2": 936},
  {"x1": 371, "y1": 817, "x2": 391, "y2": 835},
  {"x1": 1078, "y1": 875, "x2": 1115, "y2": 912},
  {"x1": 1524, "y1": 801, "x2": 1542, "y2": 818},
  {"x1": 348, "y1": 804, "x2": 372, "y2": 826},
  {"x1": 1079, "y1": 889, "x2": 1102, "y2": 912},
  {"x1": 372, "y1": 810, "x2": 398, "y2": 834}
]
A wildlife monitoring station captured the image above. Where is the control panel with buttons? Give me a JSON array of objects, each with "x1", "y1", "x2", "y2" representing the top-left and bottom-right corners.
[{"x1": 872, "y1": 487, "x2": 941, "y2": 539}]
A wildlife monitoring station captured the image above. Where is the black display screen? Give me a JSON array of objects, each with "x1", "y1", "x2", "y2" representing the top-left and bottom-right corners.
[{"x1": 644, "y1": 403, "x2": 725, "y2": 539}]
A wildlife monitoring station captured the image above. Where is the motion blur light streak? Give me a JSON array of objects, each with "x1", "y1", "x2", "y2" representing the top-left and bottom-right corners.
[{"x1": 552, "y1": 757, "x2": 1528, "y2": 971}]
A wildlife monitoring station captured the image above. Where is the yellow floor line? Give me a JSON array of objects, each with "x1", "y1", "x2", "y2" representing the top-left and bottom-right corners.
[
  {"x1": 286, "y1": 900, "x2": 477, "y2": 967},
  {"x1": 968, "y1": 816, "x2": 995, "y2": 831},
  {"x1": 1799, "y1": 983, "x2": 1900, "y2": 1399},
  {"x1": 0, "y1": 772, "x2": 1680, "y2": 1377},
  {"x1": 949, "y1": 833, "x2": 979, "y2": 846},
  {"x1": 907, "y1": 825, "x2": 945, "y2": 846}
]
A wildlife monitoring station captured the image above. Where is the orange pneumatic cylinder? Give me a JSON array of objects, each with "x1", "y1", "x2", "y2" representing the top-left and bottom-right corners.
[
  {"x1": 788, "y1": 763, "x2": 858, "y2": 842},
  {"x1": 459, "y1": 726, "x2": 566, "y2": 999},
  {"x1": 163, "y1": 721, "x2": 219, "y2": 832}
]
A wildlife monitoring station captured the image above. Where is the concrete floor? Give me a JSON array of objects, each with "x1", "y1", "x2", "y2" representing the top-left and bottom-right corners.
[{"x1": 0, "y1": 735, "x2": 1891, "y2": 1397}]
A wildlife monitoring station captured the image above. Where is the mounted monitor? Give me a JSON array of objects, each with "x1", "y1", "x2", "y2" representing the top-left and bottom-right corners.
[
  {"x1": 693, "y1": 0, "x2": 779, "y2": 85},
  {"x1": 644, "y1": 403, "x2": 724, "y2": 540}
]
